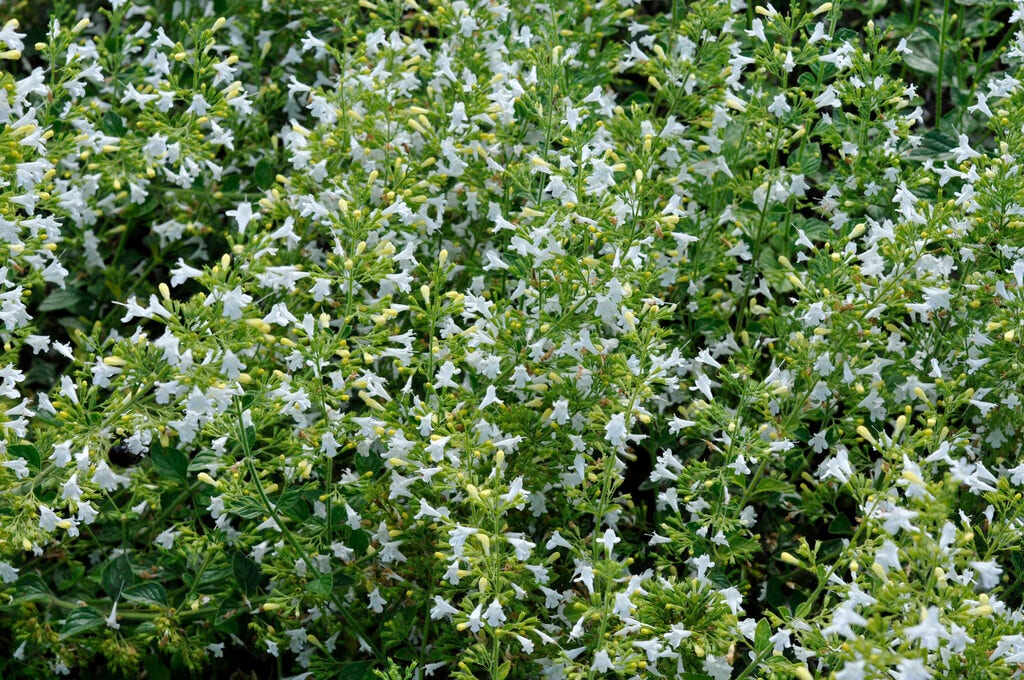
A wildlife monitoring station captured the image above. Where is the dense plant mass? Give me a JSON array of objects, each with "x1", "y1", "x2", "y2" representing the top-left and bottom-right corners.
[{"x1": 2, "y1": 0, "x2": 1024, "y2": 677}]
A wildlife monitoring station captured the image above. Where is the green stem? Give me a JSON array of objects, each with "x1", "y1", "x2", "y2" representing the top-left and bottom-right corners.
[
  {"x1": 936, "y1": 0, "x2": 951, "y2": 126},
  {"x1": 233, "y1": 400, "x2": 381, "y2": 659}
]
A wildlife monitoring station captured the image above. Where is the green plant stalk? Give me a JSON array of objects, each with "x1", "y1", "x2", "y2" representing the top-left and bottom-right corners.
[{"x1": 233, "y1": 400, "x2": 381, "y2": 660}]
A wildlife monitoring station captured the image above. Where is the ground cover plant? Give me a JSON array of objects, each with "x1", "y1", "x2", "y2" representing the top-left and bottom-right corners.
[{"x1": 1, "y1": 0, "x2": 1024, "y2": 677}]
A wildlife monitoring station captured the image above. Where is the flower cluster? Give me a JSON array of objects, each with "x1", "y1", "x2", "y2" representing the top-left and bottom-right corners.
[{"x1": 1, "y1": 0, "x2": 1024, "y2": 678}]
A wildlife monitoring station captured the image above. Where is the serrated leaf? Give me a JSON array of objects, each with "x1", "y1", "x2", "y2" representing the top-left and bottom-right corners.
[
  {"x1": 60, "y1": 607, "x2": 104, "y2": 639},
  {"x1": 829, "y1": 513, "x2": 854, "y2": 536},
  {"x1": 755, "y1": 618, "x2": 771, "y2": 650},
  {"x1": 307, "y1": 573, "x2": 333, "y2": 599},
  {"x1": 102, "y1": 110, "x2": 126, "y2": 137},
  {"x1": 904, "y1": 29, "x2": 940, "y2": 75},
  {"x1": 8, "y1": 444, "x2": 41, "y2": 472},
  {"x1": 338, "y1": 661, "x2": 374, "y2": 680},
  {"x1": 232, "y1": 551, "x2": 261, "y2": 597},
  {"x1": 797, "y1": 71, "x2": 818, "y2": 90},
  {"x1": 38, "y1": 289, "x2": 85, "y2": 313},
  {"x1": 834, "y1": 28, "x2": 859, "y2": 43},
  {"x1": 150, "y1": 443, "x2": 188, "y2": 483},
  {"x1": 349, "y1": 529, "x2": 370, "y2": 554},
  {"x1": 187, "y1": 450, "x2": 221, "y2": 474},
  {"x1": 253, "y1": 158, "x2": 275, "y2": 189},
  {"x1": 11, "y1": 574, "x2": 51, "y2": 603},
  {"x1": 123, "y1": 582, "x2": 168, "y2": 607},
  {"x1": 790, "y1": 142, "x2": 821, "y2": 176},
  {"x1": 750, "y1": 477, "x2": 795, "y2": 500},
  {"x1": 143, "y1": 655, "x2": 172, "y2": 680},
  {"x1": 906, "y1": 129, "x2": 958, "y2": 161},
  {"x1": 102, "y1": 553, "x2": 134, "y2": 598},
  {"x1": 231, "y1": 497, "x2": 267, "y2": 520}
]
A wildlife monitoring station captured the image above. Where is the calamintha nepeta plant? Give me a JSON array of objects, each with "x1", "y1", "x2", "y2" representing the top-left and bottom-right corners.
[{"x1": 1, "y1": 0, "x2": 1024, "y2": 678}]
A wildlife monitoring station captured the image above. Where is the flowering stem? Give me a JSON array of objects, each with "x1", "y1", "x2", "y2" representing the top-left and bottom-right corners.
[{"x1": 233, "y1": 400, "x2": 381, "y2": 659}]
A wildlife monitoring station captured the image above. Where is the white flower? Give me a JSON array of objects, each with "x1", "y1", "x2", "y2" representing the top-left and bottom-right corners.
[
  {"x1": 0, "y1": 561, "x2": 19, "y2": 583},
  {"x1": 218, "y1": 286, "x2": 252, "y2": 320},
  {"x1": 2, "y1": 457, "x2": 30, "y2": 479},
  {"x1": 226, "y1": 201, "x2": 260, "y2": 234},
  {"x1": 154, "y1": 528, "x2": 180, "y2": 550},
  {"x1": 368, "y1": 588, "x2": 387, "y2": 613},
  {"x1": 816, "y1": 448, "x2": 853, "y2": 484},
  {"x1": 105, "y1": 598, "x2": 120, "y2": 630},
  {"x1": 430, "y1": 596, "x2": 458, "y2": 621},
  {"x1": 596, "y1": 528, "x2": 620, "y2": 556},
  {"x1": 573, "y1": 561, "x2": 595, "y2": 594},
  {"x1": 38, "y1": 504, "x2": 60, "y2": 532},
  {"x1": 970, "y1": 560, "x2": 1003, "y2": 590},
  {"x1": 263, "y1": 302, "x2": 298, "y2": 327},
  {"x1": 61, "y1": 473, "x2": 82, "y2": 501},
  {"x1": 483, "y1": 599, "x2": 505, "y2": 628},
  {"x1": 892, "y1": 658, "x2": 932, "y2": 680},
  {"x1": 604, "y1": 413, "x2": 628, "y2": 448},
  {"x1": 448, "y1": 525, "x2": 477, "y2": 557},
  {"x1": 904, "y1": 606, "x2": 949, "y2": 650},
  {"x1": 506, "y1": 535, "x2": 535, "y2": 561},
  {"x1": 466, "y1": 602, "x2": 484, "y2": 633},
  {"x1": 814, "y1": 85, "x2": 841, "y2": 108},
  {"x1": 91, "y1": 461, "x2": 131, "y2": 491},
  {"x1": 822, "y1": 600, "x2": 867, "y2": 639},
  {"x1": 591, "y1": 649, "x2": 614, "y2": 673},
  {"x1": 768, "y1": 93, "x2": 791, "y2": 118}
]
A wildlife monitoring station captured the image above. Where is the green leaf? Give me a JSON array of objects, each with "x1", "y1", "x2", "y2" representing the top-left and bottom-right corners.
[
  {"x1": 338, "y1": 661, "x2": 374, "y2": 680},
  {"x1": 187, "y1": 450, "x2": 221, "y2": 474},
  {"x1": 231, "y1": 496, "x2": 267, "y2": 520},
  {"x1": 796, "y1": 71, "x2": 818, "y2": 90},
  {"x1": 232, "y1": 551, "x2": 261, "y2": 597},
  {"x1": 496, "y1": 661, "x2": 511, "y2": 680},
  {"x1": 834, "y1": 28, "x2": 859, "y2": 43},
  {"x1": 755, "y1": 618, "x2": 771, "y2": 650},
  {"x1": 307, "y1": 573, "x2": 333, "y2": 599},
  {"x1": 903, "y1": 29, "x2": 940, "y2": 75},
  {"x1": 11, "y1": 574, "x2": 51, "y2": 603},
  {"x1": 789, "y1": 142, "x2": 821, "y2": 176},
  {"x1": 349, "y1": 529, "x2": 370, "y2": 554},
  {"x1": 150, "y1": 443, "x2": 188, "y2": 483},
  {"x1": 57, "y1": 562, "x2": 86, "y2": 591},
  {"x1": 828, "y1": 513, "x2": 854, "y2": 536},
  {"x1": 749, "y1": 477, "x2": 795, "y2": 500},
  {"x1": 254, "y1": 158, "x2": 275, "y2": 189},
  {"x1": 38, "y1": 289, "x2": 85, "y2": 313},
  {"x1": 123, "y1": 582, "x2": 168, "y2": 607},
  {"x1": 143, "y1": 654, "x2": 172, "y2": 680},
  {"x1": 60, "y1": 607, "x2": 105, "y2": 639},
  {"x1": 101, "y1": 110, "x2": 127, "y2": 136},
  {"x1": 8, "y1": 444, "x2": 41, "y2": 472},
  {"x1": 355, "y1": 450, "x2": 382, "y2": 475},
  {"x1": 906, "y1": 129, "x2": 958, "y2": 161},
  {"x1": 622, "y1": 91, "x2": 651, "y2": 108},
  {"x1": 102, "y1": 553, "x2": 134, "y2": 598}
]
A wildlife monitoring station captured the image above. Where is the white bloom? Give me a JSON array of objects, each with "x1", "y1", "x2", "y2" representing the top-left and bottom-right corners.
[
  {"x1": 0, "y1": 561, "x2": 19, "y2": 583},
  {"x1": 226, "y1": 201, "x2": 260, "y2": 234},
  {"x1": 768, "y1": 93, "x2": 791, "y2": 118},
  {"x1": 591, "y1": 649, "x2": 614, "y2": 673},
  {"x1": 154, "y1": 528, "x2": 180, "y2": 550},
  {"x1": 604, "y1": 413, "x2": 628, "y2": 448},
  {"x1": 483, "y1": 598, "x2": 505, "y2": 628},
  {"x1": 904, "y1": 606, "x2": 948, "y2": 650},
  {"x1": 430, "y1": 596, "x2": 458, "y2": 621}
]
